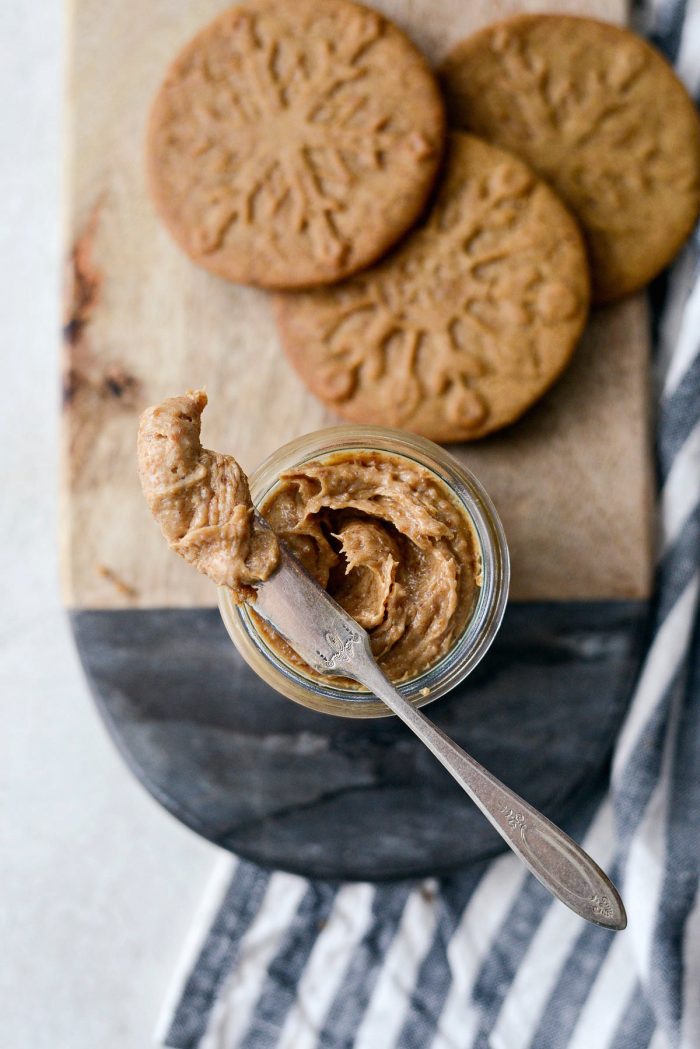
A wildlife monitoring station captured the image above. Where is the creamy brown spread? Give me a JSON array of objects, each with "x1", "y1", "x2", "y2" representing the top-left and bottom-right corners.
[
  {"x1": 138, "y1": 391, "x2": 481, "y2": 683},
  {"x1": 137, "y1": 390, "x2": 279, "y2": 601},
  {"x1": 258, "y1": 451, "x2": 481, "y2": 682}
]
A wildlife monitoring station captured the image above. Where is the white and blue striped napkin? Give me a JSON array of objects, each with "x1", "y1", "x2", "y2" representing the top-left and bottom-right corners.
[{"x1": 158, "y1": 3, "x2": 700, "y2": 1045}]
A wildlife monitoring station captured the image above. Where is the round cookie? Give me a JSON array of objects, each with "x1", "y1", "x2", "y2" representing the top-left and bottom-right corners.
[
  {"x1": 147, "y1": 0, "x2": 445, "y2": 289},
  {"x1": 275, "y1": 132, "x2": 590, "y2": 443},
  {"x1": 440, "y1": 15, "x2": 700, "y2": 304}
]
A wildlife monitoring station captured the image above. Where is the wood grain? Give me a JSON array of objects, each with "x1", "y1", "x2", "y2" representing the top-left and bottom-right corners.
[{"x1": 61, "y1": 0, "x2": 652, "y2": 609}]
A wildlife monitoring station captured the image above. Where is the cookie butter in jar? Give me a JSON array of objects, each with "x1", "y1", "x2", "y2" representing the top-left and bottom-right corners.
[{"x1": 219, "y1": 426, "x2": 509, "y2": 717}]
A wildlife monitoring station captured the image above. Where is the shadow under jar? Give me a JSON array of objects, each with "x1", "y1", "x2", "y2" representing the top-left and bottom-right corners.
[{"x1": 219, "y1": 426, "x2": 509, "y2": 717}]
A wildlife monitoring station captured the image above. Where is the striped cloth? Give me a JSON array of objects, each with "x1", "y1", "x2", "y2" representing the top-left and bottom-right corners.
[{"x1": 158, "y1": 4, "x2": 700, "y2": 1047}]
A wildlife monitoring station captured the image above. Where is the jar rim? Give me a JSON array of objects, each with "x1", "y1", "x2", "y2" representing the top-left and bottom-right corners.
[{"x1": 219, "y1": 425, "x2": 510, "y2": 718}]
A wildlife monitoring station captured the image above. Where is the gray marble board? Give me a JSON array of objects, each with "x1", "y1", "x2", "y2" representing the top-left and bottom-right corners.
[{"x1": 71, "y1": 600, "x2": 647, "y2": 881}]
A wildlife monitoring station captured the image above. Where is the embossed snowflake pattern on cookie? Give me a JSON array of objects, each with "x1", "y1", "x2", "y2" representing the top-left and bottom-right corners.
[
  {"x1": 276, "y1": 133, "x2": 590, "y2": 443},
  {"x1": 147, "y1": 0, "x2": 445, "y2": 288}
]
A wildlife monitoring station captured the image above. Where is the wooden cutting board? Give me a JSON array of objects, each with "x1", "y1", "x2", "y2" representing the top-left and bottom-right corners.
[
  {"x1": 61, "y1": 0, "x2": 653, "y2": 610},
  {"x1": 62, "y1": 0, "x2": 654, "y2": 880}
]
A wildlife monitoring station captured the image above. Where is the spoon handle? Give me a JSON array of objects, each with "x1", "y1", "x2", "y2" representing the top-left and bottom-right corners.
[
  {"x1": 251, "y1": 537, "x2": 625, "y2": 930},
  {"x1": 360, "y1": 661, "x2": 626, "y2": 931}
]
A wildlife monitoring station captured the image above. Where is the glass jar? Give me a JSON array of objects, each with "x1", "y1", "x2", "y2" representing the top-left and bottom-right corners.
[{"x1": 219, "y1": 426, "x2": 509, "y2": 718}]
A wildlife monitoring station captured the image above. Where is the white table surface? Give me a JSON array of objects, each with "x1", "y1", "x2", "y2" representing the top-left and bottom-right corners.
[{"x1": 0, "y1": 4, "x2": 218, "y2": 1045}]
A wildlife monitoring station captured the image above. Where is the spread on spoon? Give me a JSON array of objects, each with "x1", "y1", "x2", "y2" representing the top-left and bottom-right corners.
[
  {"x1": 137, "y1": 389, "x2": 279, "y2": 602},
  {"x1": 137, "y1": 392, "x2": 482, "y2": 683}
]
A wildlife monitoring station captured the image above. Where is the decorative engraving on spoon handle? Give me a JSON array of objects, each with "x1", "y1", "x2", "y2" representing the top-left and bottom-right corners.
[
  {"x1": 480, "y1": 787, "x2": 623, "y2": 928},
  {"x1": 314, "y1": 626, "x2": 364, "y2": 673}
]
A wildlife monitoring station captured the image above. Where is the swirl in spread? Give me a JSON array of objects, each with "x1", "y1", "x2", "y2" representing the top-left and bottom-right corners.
[
  {"x1": 259, "y1": 451, "x2": 482, "y2": 682},
  {"x1": 137, "y1": 390, "x2": 279, "y2": 601}
]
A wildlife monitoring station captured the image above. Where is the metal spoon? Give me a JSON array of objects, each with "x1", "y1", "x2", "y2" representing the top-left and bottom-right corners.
[{"x1": 252, "y1": 526, "x2": 627, "y2": 931}]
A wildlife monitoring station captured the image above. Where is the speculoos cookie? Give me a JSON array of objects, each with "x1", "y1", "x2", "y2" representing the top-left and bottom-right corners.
[
  {"x1": 275, "y1": 133, "x2": 590, "y2": 443},
  {"x1": 440, "y1": 15, "x2": 700, "y2": 303},
  {"x1": 146, "y1": 0, "x2": 445, "y2": 289}
]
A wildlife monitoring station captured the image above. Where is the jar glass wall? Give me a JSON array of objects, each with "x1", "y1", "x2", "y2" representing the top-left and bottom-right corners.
[{"x1": 219, "y1": 426, "x2": 509, "y2": 718}]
